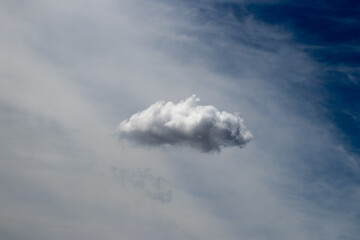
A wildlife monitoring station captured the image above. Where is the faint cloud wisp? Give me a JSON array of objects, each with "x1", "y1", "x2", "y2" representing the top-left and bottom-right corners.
[{"x1": 110, "y1": 167, "x2": 173, "y2": 204}]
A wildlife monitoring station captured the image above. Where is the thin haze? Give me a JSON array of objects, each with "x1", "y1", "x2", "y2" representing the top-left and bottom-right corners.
[{"x1": 0, "y1": 0, "x2": 359, "y2": 240}]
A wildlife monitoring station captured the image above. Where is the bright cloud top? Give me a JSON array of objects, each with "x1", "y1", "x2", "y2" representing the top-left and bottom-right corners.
[{"x1": 118, "y1": 95, "x2": 253, "y2": 152}]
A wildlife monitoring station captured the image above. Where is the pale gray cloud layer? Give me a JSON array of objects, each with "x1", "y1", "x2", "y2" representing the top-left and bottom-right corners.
[
  {"x1": 118, "y1": 95, "x2": 252, "y2": 152},
  {"x1": 0, "y1": 0, "x2": 359, "y2": 240}
]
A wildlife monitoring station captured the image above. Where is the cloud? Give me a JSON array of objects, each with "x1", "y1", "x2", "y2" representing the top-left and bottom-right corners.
[
  {"x1": 110, "y1": 167, "x2": 173, "y2": 203},
  {"x1": 2, "y1": 0, "x2": 359, "y2": 239},
  {"x1": 118, "y1": 95, "x2": 252, "y2": 152}
]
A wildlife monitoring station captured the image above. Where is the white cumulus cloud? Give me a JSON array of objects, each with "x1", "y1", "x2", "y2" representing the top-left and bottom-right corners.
[{"x1": 118, "y1": 95, "x2": 253, "y2": 152}]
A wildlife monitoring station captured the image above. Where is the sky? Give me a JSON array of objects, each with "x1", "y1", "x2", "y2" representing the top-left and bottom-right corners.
[{"x1": 0, "y1": 0, "x2": 359, "y2": 239}]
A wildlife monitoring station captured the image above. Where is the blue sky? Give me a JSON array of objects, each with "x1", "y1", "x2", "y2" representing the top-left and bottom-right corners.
[
  {"x1": 244, "y1": 0, "x2": 360, "y2": 153},
  {"x1": 0, "y1": 0, "x2": 359, "y2": 239}
]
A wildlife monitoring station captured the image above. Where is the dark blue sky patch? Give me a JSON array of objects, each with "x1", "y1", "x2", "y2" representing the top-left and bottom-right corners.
[
  {"x1": 211, "y1": 1, "x2": 360, "y2": 65},
  {"x1": 321, "y1": 70, "x2": 360, "y2": 153},
  {"x1": 240, "y1": 0, "x2": 360, "y2": 154},
  {"x1": 245, "y1": 1, "x2": 360, "y2": 68},
  {"x1": 246, "y1": 1, "x2": 360, "y2": 45},
  {"x1": 307, "y1": 47, "x2": 360, "y2": 66}
]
